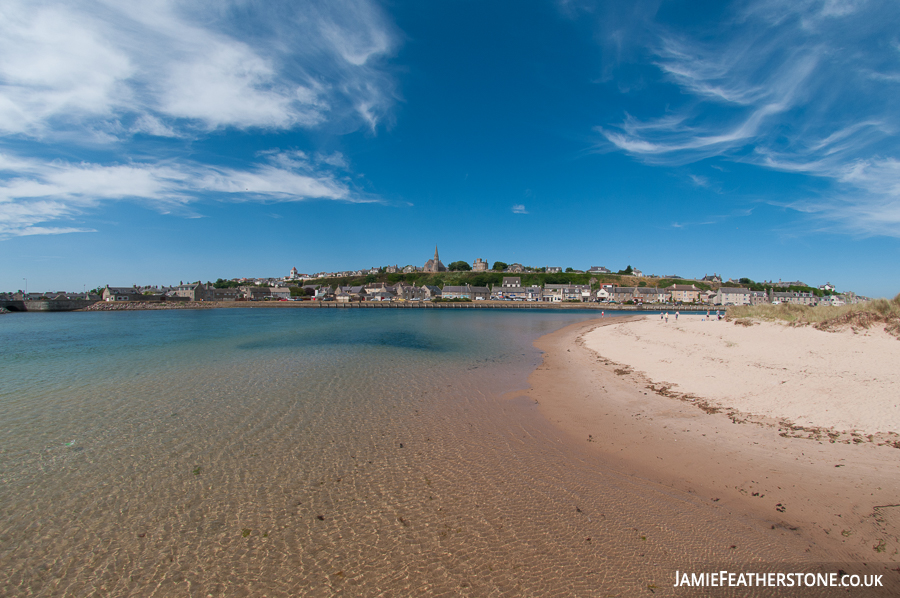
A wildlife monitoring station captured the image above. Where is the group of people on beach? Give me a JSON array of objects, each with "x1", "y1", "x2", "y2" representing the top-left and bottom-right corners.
[
  {"x1": 599, "y1": 309, "x2": 722, "y2": 322},
  {"x1": 660, "y1": 309, "x2": 721, "y2": 322}
]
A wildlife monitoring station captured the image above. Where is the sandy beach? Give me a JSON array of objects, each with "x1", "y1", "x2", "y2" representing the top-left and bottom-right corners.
[
  {"x1": 521, "y1": 315, "x2": 900, "y2": 590},
  {"x1": 585, "y1": 314, "x2": 900, "y2": 437}
]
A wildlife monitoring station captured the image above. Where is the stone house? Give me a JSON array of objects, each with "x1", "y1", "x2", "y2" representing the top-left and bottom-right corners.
[
  {"x1": 469, "y1": 285, "x2": 491, "y2": 300},
  {"x1": 543, "y1": 284, "x2": 588, "y2": 302},
  {"x1": 819, "y1": 294, "x2": 845, "y2": 306},
  {"x1": 391, "y1": 282, "x2": 424, "y2": 301},
  {"x1": 171, "y1": 282, "x2": 205, "y2": 301},
  {"x1": 635, "y1": 287, "x2": 669, "y2": 303},
  {"x1": 607, "y1": 287, "x2": 636, "y2": 303},
  {"x1": 102, "y1": 286, "x2": 143, "y2": 301},
  {"x1": 491, "y1": 284, "x2": 537, "y2": 301},
  {"x1": 748, "y1": 290, "x2": 769, "y2": 305},
  {"x1": 667, "y1": 284, "x2": 700, "y2": 303},
  {"x1": 772, "y1": 291, "x2": 817, "y2": 306},
  {"x1": 339, "y1": 286, "x2": 367, "y2": 300},
  {"x1": 365, "y1": 282, "x2": 392, "y2": 293},
  {"x1": 441, "y1": 285, "x2": 471, "y2": 300},
  {"x1": 240, "y1": 286, "x2": 269, "y2": 301},
  {"x1": 368, "y1": 289, "x2": 395, "y2": 302},
  {"x1": 715, "y1": 287, "x2": 752, "y2": 306},
  {"x1": 421, "y1": 285, "x2": 442, "y2": 300},
  {"x1": 202, "y1": 286, "x2": 240, "y2": 301},
  {"x1": 441, "y1": 284, "x2": 491, "y2": 300},
  {"x1": 267, "y1": 287, "x2": 291, "y2": 300}
]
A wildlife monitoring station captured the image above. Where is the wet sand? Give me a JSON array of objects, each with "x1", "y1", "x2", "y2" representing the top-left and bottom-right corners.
[{"x1": 521, "y1": 315, "x2": 900, "y2": 593}]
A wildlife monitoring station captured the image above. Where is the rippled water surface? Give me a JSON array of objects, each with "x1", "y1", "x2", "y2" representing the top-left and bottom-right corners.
[{"x1": 1, "y1": 308, "x2": 806, "y2": 597}]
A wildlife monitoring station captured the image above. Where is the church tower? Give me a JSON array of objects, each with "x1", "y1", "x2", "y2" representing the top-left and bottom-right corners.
[{"x1": 423, "y1": 245, "x2": 447, "y2": 273}]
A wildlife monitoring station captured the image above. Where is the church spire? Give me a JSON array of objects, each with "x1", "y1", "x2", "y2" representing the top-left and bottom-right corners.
[{"x1": 434, "y1": 245, "x2": 439, "y2": 261}]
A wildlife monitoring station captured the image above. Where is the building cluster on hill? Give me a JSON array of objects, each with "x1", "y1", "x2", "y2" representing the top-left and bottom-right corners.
[
  {"x1": 1, "y1": 247, "x2": 863, "y2": 306},
  {"x1": 291, "y1": 247, "x2": 630, "y2": 280},
  {"x1": 0, "y1": 280, "x2": 865, "y2": 307},
  {"x1": 298, "y1": 278, "x2": 856, "y2": 306}
]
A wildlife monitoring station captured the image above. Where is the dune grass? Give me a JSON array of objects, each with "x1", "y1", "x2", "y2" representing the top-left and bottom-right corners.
[{"x1": 727, "y1": 294, "x2": 900, "y2": 337}]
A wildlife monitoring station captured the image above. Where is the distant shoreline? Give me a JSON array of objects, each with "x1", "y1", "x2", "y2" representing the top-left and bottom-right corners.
[{"x1": 71, "y1": 300, "x2": 715, "y2": 313}]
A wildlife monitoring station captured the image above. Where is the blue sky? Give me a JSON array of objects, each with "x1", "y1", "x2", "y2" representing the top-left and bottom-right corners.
[{"x1": 1, "y1": 0, "x2": 898, "y2": 297}]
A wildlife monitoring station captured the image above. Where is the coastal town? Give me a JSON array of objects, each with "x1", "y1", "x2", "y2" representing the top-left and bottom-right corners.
[{"x1": 1, "y1": 246, "x2": 864, "y2": 310}]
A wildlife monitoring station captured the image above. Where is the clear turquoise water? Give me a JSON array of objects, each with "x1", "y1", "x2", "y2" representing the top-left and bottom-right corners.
[
  {"x1": 0, "y1": 308, "x2": 622, "y2": 596},
  {"x1": 0, "y1": 309, "x2": 606, "y2": 454},
  {"x1": 0, "y1": 308, "x2": 806, "y2": 597}
]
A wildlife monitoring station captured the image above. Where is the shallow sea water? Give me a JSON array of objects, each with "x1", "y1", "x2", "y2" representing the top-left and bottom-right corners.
[{"x1": 1, "y1": 309, "x2": 810, "y2": 597}]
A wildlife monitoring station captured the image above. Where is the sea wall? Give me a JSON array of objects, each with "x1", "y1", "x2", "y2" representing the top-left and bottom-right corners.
[
  {"x1": 3, "y1": 299, "x2": 717, "y2": 312},
  {"x1": 0, "y1": 299, "x2": 99, "y2": 312}
]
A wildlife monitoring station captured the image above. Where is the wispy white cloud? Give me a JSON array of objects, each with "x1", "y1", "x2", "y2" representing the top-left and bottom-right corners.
[
  {"x1": 512, "y1": 204, "x2": 528, "y2": 214},
  {"x1": 0, "y1": 0, "x2": 398, "y2": 137},
  {"x1": 315, "y1": 152, "x2": 350, "y2": 169},
  {"x1": 671, "y1": 220, "x2": 716, "y2": 229},
  {"x1": 590, "y1": 0, "x2": 900, "y2": 236},
  {"x1": 0, "y1": 0, "x2": 399, "y2": 238},
  {"x1": 689, "y1": 174, "x2": 710, "y2": 188},
  {"x1": 670, "y1": 207, "x2": 753, "y2": 230},
  {"x1": 0, "y1": 150, "x2": 373, "y2": 238},
  {"x1": 600, "y1": 42, "x2": 821, "y2": 162}
]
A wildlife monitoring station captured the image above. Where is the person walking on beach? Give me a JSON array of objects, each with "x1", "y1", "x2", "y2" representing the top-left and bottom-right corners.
[
  {"x1": 665, "y1": 312, "x2": 669, "y2": 323},
  {"x1": 661, "y1": 312, "x2": 664, "y2": 320},
  {"x1": 675, "y1": 311, "x2": 679, "y2": 320}
]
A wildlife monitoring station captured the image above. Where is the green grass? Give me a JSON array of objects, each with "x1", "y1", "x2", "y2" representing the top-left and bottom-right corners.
[
  {"x1": 656, "y1": 278, "x2": 712, "y2": 291},
  {"x1": 727, "y1": 294, "x2": 900, "y2": 338}
]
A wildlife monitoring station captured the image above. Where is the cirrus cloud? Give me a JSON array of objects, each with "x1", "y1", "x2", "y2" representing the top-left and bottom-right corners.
[
  {"x1": 588, "y1": 0, "x2": 900, "y2": 236},
  {"x1": 0, "y1": 0, "x2": 400, "y2": 238},
  {"x1": 0, "y1": 0, "x2": 398, "y2": 137},
  {"x1": 0, "y1": 150, "x2": 380, "y2": 239}
]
